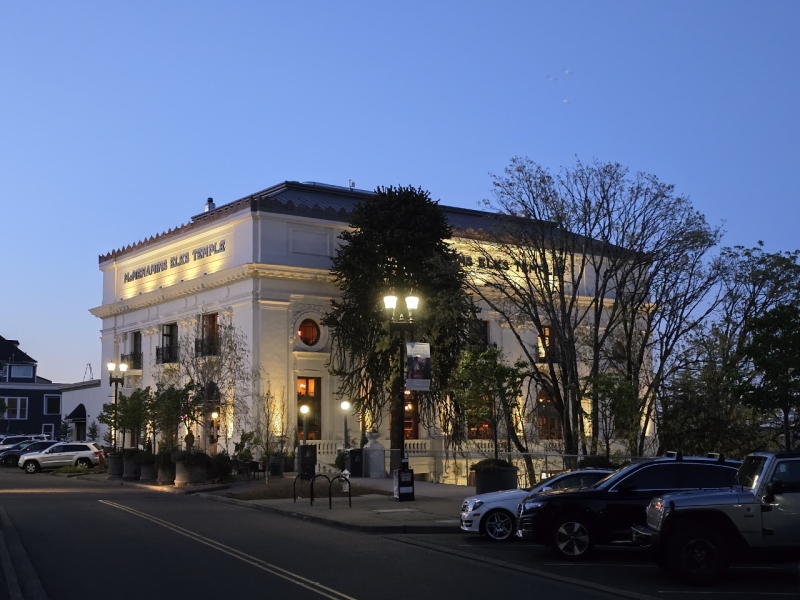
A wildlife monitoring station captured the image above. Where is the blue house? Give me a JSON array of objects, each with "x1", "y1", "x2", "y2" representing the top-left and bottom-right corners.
[{"x1": 0, "y1": 335, "x2": 62, "y2": 439}]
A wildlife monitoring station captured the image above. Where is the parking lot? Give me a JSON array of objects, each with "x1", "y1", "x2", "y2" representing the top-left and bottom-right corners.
[{"x1": 394, "y1": 532, "x2": 800, "y2": 600}]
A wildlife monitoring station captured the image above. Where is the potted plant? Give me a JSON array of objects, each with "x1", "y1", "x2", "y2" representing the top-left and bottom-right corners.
[
  {"x1": 122, "y1": 448, "x2": 141, "y2": 480},
  {"x1": 470, "y1": 458, "x2": 519, "y2": 494},
  {"x1": 156, "y1": 448, "x2": 176, "y2": 485},
  {"x1": 173, "y1": 449, "x2": 212, "y2": 486},
  {"x1": 136, "y1": 449, "x2": 158, "y2": 481}
]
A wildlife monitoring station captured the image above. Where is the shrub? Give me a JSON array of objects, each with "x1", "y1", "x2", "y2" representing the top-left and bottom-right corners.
[
  {"x1": 134, "y1": 450, "x2": 157, "y2": 466},
  {"x1": 156, "y1": 448, "x2": 174, "y2": 470},
  {"x1": 209, "y1": 452, "x2": 232, "y2": 482},
  {"x1": 173, "y1": 449, "x2": 212, "y2": 470},
  {"x1": 334, "y1": 451, "x2": 346, "y2": 471}
]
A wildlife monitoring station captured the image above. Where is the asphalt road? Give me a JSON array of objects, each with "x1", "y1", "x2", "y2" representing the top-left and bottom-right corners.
[
  {"x1": 398, "y1": 532, "x2": 800, "y2": 600},
  {"x1": 0, "y1": 469, "x2": 621, "y2": 600}
]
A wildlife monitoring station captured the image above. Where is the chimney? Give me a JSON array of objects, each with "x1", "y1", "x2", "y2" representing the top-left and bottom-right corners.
[
  {"x1": 205, "y1": 197, "x2": 216, "y2": 212},
  {"x1": 348, "y1": 180, "x2": 355, "y2": 190}
]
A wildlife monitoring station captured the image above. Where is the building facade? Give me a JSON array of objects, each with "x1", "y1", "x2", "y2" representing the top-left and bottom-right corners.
[
  {"x1": 90, "y1": 181, "x2": 649, "y2": 480},
  {"x1": 0, "y1": 335, "x2": 63, "y2": 439}
]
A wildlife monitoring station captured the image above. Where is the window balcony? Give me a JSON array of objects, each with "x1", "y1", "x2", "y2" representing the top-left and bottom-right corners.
[
  {"x1": 120, "y1": 352, "x2": 143, "y2": 370},
  {"x1": 156, "y1": 345, "x2": 179, "y2": 364}
]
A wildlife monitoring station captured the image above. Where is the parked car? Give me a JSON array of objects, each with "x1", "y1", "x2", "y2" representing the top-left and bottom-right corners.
[
  {"x1": 0, "y1": 440, "x2": 59, "y2": 466},
  {"x1": 516, "y1": 453, "x2": 742, "y2": 559},
  {"x1": 460, "y1": 468, "x2": 614, "y2": 541},
  {"x1": 0, "y1": 434, "x2": 50, "y2": 451},
  {"x1": 19, "y1": 442, "x2": 104, "y2": 473},
  {"x1": 632, "y1": 451, "x2": 800, "y2": 584}
]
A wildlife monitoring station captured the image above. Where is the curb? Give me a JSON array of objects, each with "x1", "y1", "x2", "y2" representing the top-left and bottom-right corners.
[{"x1": 198, "y1": 493, "x2": 457, "y2": 534}]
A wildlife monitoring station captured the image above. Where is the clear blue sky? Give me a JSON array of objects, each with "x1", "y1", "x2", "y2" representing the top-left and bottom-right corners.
[{"x1": 2, "y1": 2, "x2": 798, "y2": 383}]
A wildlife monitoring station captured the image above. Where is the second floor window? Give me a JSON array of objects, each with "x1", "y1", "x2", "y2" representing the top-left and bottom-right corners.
[
  {"x1": 157, "y1": 323, "x2": 179, "y2": 364},
  {"x1": 196, "y1": 313, "x2": 220, "y2": 356}
]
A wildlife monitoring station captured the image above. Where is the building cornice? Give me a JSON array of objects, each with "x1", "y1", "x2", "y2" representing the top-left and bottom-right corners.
[{"x1": 89, "y1": 263, "x2": 334, "y2": 318}]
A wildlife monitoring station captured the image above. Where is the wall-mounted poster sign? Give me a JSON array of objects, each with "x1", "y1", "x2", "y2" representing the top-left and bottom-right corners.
[{"x1": 405, "y1": 342, "x2": 431, "y2": 392}]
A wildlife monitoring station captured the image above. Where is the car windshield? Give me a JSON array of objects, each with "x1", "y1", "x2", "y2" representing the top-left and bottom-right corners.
[
  {"x1": 590, "y1": 462, "x2": 642, "y2": 489},
  {"x1": 12, "y1": 441, "x2": 35, "y2": 450},
  {"x1": 736, "y1": 455, "x2": 768, "y2": 490}
]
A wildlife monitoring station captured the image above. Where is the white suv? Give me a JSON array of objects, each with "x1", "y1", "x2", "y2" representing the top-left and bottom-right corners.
[
  {"x1": 19, "y1": 442, "x2": 103, "y2": 474},
  {"x1": 0, "y1": 434, "x2": 50, "y2": 451}
]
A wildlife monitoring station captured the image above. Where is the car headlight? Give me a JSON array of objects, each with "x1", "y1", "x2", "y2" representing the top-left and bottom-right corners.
[
  {"x1": 522, "y1": 500, "x2": 547, "y2": 512},
  {"x1": 471, "y1": 500, "x2": 484, "y2": 511}
]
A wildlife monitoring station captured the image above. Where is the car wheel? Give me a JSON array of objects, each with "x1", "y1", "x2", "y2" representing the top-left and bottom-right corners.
[
  {"x1": 76, "y1": 458, "x2": 93, "y2": 469},
  {"x1": 23, "y1": 461, "x2": 40, "y2": 474},
  {"x1": 665, "y1": 527, "x2": 729, "y2": 585},
  {"x1": 552, "y1": 516, "x2": 594, "y2": 560},
  {"x1": 481, "y1": 509, "x2": 515, "y2": 542}
]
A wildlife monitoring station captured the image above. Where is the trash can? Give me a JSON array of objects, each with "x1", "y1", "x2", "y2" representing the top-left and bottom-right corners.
[
  {"x1": 346, "y1": 448, "x2": 363, "y2": 477},
  {"x1": 298, "y1": 444, "x2": 316, "y2": 478},
  {"x1": 393, "y1": 458, "x2": 414, "y2": 502}
]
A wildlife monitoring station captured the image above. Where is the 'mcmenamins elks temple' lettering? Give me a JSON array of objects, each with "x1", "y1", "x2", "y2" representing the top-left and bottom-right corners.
[{"x1": 123, "y1": 240, "x2": 226, "y2": 284}]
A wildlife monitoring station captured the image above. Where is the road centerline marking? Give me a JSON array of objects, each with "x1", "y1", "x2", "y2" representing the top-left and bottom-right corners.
[{"x1": 99, "y1": 500, "x2": 356, "y2": 600}]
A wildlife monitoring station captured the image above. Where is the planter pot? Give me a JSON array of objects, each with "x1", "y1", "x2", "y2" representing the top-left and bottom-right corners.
[
  {"x1": 174, "y1": 461, "x2": 208, "y2": 486},
  {"x1": 268, "y1": 455, "x2": 284, "y2": 477},
  {"x1": 123, "y1": 458, "x2": 141, "y2": 480},
  {"x1": 139, "y1": 463, "x2": 158, "y2": 481},
  {"x1": 107, "y1": 453, "x2": 123, "y2": 478},
  {"x1": 474, "y1": 467, "x2": 519, "y2": 495},
  {"x1": 157, "y1": 464, "x2": 175, "y2": 485},
  {"x1": 283, "y1": 456, "x2": 295, "y2": 473}
]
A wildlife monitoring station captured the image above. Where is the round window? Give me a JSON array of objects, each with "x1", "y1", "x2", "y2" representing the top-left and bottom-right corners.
[{"x1": 298, "y1": 319, "x2": 320, "y2": 346}]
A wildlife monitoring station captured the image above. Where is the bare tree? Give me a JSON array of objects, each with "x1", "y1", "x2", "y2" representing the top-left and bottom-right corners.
[
  {"x1": 466, "y1": 157, "x2": 721, "y2": 455},
  {"x1": 155, "y1": 311, "x2": 252, "y2": 453},
  {"x1": 250, "y1": 372, "x2": 290, "y2": 461}
]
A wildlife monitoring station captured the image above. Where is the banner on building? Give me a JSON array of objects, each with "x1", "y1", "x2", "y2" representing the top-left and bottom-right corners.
[{"x1": 405, "y1": 342, "x2": 431, "y2": 392}]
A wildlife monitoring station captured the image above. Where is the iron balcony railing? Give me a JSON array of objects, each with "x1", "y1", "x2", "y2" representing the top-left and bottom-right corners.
[
  {"x1": 155, "y1": 345, "x2": 179, "y2": 364},
  {"x1": 120, "y1": 352, "x2": 142, "y2": 370}
]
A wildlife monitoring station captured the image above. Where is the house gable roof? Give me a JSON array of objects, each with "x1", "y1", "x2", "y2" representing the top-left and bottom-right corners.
[{"x1": 0, "y1": 335, "x2": 36, "y2": 365}]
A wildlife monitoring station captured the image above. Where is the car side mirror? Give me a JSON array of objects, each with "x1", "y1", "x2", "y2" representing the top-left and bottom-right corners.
[
  {"x1": 541, "y1": 486, "x2": 553, "y2": 493},
  {"x1": 767, "y1": 481, "x2": 785, "y2": 496},
  {"x1": 617, "y1": 481, "x2": 637, "y2": 493}
]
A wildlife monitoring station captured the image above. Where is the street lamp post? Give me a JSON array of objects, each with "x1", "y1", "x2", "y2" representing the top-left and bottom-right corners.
[
  {"x1": 341, "y1": 400, "x2": 351, "y2": 449},
  {"x1": 107, "y1": 360, "x2": 128, "y2": 452},
  {"x1": 383, "y1": 291, "x2": 419, "y2": 475},
  {"x1": 300, "y1": 404, "x2": 310, "y2": 445}
]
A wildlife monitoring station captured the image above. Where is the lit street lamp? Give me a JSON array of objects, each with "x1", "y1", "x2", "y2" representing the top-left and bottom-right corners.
[
  {"x1": 300, "y1": 404, "x2": 310, "y2": 445},
  {"x1": 107, "y1": 360, "x2": 128, "y2": 452},
  {"x1": 383, "y1": 290, "x2": 420, "y2": 475},
  {"x1": 341, "y1": 400, "x2": 351, "y2": 449}
]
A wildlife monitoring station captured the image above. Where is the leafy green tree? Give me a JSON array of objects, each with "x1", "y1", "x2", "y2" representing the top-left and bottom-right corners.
[
  {"x1": 587, "y1": 372, "x2": 640, "y2": 461},
  {"x1": 151, "y1": 383, "x2": 194, "y2": 451},
  {"x1": 659, "y1": 244, "x2": 800, "y2": 456},
  {"x1": 324, "y1": 186, "x2": 475, "y2": 472},
  {"x1": 117, "y1": 387, "x2": 150, "y2": 451},
  {"x1": 87, "y1": 420, "x2": 99, "y2": 442},
  {"x1": 739, "y1": 303, "x2": 800, "y2": 451},
  {"x1": 451, "y1": 346, "x2": 535, "y2": 479}
]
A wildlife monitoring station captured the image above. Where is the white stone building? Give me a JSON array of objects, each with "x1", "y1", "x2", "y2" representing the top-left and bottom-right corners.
[{"x1": 89, "y1": 180, "x2": 647, "y2": 481}]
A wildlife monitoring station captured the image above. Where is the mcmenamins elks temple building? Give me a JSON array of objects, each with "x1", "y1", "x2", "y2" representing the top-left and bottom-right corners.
[{"x1": 91, "y1": 180, "x2": 638, "y2": 481}]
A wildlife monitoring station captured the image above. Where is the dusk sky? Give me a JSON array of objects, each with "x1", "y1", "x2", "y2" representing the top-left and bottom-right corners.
[{"x1": 2, "y1": 2, "x2": 798, "y2": 384}]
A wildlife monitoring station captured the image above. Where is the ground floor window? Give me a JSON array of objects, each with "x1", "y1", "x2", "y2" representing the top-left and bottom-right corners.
[
  {"x1": 536, "y1": 389, "x2": 563, "y2": 440},
  {"x1": 403, "y1": 393, "x2": 419, "y2": 440},
  {"x1": 297, "y1": 377, "x2": 321, "y2": 441},
  {"x1": 43, "y1": 423, "x2": 55, "y2": 439}
]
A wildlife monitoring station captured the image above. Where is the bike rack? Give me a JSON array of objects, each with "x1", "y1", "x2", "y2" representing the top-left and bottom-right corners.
[
  {"x1": 293, "y1": 473, "x2": 312, "y2": 503},
  {"x1": 309, "y1": 474, "x2": 330, "y2": 505},
  {"x1": 329, "y1": 475, "x2": 352, "y2": 508}
]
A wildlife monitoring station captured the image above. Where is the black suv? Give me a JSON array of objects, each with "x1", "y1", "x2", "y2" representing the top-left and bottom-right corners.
[{"x1": 516, "y1": 454, "x2": 741, "y2": 559}]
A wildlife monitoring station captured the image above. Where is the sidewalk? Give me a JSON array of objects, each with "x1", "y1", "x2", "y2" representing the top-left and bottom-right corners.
[{"x1": 76, "y1": 472, "x2": 476, "y2": 534}]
